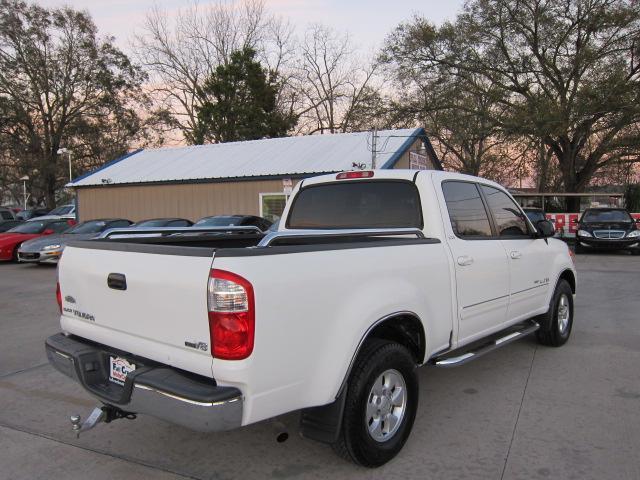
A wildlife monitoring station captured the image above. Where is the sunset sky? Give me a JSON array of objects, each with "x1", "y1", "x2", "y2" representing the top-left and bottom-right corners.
[{"x1": 36, "y1": 0, "x2": 465, "y2": 51}]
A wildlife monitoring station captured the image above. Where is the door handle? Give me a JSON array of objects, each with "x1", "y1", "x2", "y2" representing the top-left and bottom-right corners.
[
  {"x1": 510, "y1": 251, "x2": 522, "y2": 259},
  {"x1": 457, "y1": 255, "x2": 474, "y2": 266},
  {"x1": 107, "y1": 273, "x2": 127, "y2": 290}
]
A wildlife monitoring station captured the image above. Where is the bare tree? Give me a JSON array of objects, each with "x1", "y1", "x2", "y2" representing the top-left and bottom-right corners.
[
  {"x1": 134, "y1": 0, "x2": 295, "y2": 144},
  {"x1": 294, "y1": 24, "x2": 385, "y2": 134}
]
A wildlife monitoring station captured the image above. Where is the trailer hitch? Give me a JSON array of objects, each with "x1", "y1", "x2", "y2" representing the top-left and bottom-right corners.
[{"x1": 70, "y1": 405, "x2": 136, "y2": 438}]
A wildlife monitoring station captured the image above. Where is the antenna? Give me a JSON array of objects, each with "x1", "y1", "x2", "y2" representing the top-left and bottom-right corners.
[{"x1": 371, "y1": 128, "x2": 378, "y2": 169}]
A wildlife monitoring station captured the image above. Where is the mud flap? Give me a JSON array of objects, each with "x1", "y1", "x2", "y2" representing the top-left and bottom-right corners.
[{"x1": 299, "y1": 387, "x2": 347, "y2": 444}]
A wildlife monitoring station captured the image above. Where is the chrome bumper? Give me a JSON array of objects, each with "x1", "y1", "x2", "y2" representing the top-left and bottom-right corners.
[{"x1": 45, "y1": 333, "x2": 242, "y2": 432}]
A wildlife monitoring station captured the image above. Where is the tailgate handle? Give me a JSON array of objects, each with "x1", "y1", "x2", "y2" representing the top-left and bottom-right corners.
[{"x1": 107, "y1": 273, "x2": 127, "y2": 291}]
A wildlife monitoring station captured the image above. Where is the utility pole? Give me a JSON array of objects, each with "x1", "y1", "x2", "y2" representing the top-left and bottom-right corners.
[
  {"x1": 57, "y1": 148, "x2": 73, "y2": 182},
  {"x1": 371, "y1": 128, "x2": 378, "y2": 169},
  {"x1": 20, "y1": 175, "x2": 29, "y2": 209}
]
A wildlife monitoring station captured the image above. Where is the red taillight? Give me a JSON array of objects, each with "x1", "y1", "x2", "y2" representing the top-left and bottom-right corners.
[
  {"x1": 207, "y1": 269, "x2": 255, "y2": 360},
  {"x1": 56, "y1": 281, "x2": 62, "y2": 314},
  {"x1": 336, "y1": 171, "x2": 374, "y2": 180}
]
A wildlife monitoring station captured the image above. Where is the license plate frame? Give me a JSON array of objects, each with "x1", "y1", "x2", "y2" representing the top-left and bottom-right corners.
[{"x1": 109, "y1": 356, "x2": 136, "y2": 385}]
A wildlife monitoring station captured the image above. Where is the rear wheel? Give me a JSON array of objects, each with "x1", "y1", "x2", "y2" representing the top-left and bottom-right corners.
[
  {"x1": 332, "y1": 339, "x2": 418, "y2": 467},
  {"x1": 536, "y1": 279, "x2": 573, "y2": 347}
]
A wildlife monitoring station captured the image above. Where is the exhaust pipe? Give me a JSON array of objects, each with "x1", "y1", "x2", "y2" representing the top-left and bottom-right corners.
[{"x1": 271, "y1": 419, "x2": 289, "y2": 443}]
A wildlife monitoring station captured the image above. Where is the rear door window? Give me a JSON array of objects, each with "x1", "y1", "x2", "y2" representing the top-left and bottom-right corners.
[
  {"x1": 442, "y1": 181, "x2": 493, "y2": 238},
  {"x1": 287, "y1": 181, "x2": 423, "y2": 229}
]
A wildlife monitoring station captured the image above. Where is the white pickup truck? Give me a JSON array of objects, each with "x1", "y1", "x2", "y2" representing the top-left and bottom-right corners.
[{"x1": 46, "y1": 170, "x2": 576, "y2": 467}]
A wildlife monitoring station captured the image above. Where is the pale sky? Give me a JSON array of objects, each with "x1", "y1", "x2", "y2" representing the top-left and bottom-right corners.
[{"x1": 36, "y1": 0, "x2": 465, "y2": 51}]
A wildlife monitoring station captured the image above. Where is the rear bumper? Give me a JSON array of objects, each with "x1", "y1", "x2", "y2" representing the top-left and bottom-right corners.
[{"x1": 45, "y1": 333, "x2": 243, "y2": 432}]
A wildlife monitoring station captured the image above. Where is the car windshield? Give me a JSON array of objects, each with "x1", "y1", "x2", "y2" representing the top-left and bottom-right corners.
[
  {"x1": 16, "y1": 211, "x2": 33, "y2": 220},
  {"x1": 582, "y1": 209, "x2": 632, "y2": 223},
  {"x1": 7, "y1": 221, "x2": 46, "y2": 234},
  {"x1": 67, "y1": 220, "x2": 107, "y2": 234},
  {"x1": 195, "y1": 216, "x2": 242, "y2": 226},
  {"x1": 525, "y1": 210, "x2": 546, "y2": 223},
  {"x1": 48, "y1": 205, "x2": 73, "y2": 215},
  {"x1": 134, "y1": 219, "x2": 171, "y2": 228}
]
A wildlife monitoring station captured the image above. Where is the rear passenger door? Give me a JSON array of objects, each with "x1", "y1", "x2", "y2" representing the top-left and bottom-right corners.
[
  {"x1": 440, "y1": 181, "x2": 511, "y2": 345},
  {"x1": 479, "y1": 185, "x2": 553, "y2": 322}
]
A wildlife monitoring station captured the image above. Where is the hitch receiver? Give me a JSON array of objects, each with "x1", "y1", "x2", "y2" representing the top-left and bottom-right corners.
[{"x1": 70, "y1": 405, "x2": 136, "y2": 438}]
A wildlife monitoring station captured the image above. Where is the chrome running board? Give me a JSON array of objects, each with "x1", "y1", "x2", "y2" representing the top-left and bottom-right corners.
[{"x1": 431, "y1": 320, "x2": 540, "y2": 368}]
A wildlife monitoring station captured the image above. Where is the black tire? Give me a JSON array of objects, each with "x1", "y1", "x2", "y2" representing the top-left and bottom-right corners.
[
  {"x1": 574, "y1": 242, "x2": 584, "y2": 254},
  {"x1": 12, "y1": 244, "x2": 21, "y2": 262},
  {"x1": 332, "y1": 339, "x2": 418, "y2": 467},
  {"x1": 536, "y1": 279, "x2": 573, "y2": 347}
]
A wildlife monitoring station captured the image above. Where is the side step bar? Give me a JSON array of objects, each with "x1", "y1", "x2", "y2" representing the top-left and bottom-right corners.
[{"x1": 431, "y1": 320, "x2": 540, "y2": 368}]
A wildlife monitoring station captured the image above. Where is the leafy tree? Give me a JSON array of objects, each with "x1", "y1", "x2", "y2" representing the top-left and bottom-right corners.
[
  {"x1": 134, "y1": 1, "x2": 296, "y2": 145},
  {"x1": 0, "y1": 0, "x2": 150, "y2": 208},
  {"x1": 384, "y1": 0, "x2": 640, "y2": 205},
  {"x1": 194, "y1": 47, "x2": 296, "y2": 143}
]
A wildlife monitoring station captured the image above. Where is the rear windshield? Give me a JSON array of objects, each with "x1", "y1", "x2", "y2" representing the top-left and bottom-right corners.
[
  {"x1": 582, "y1": 210, "x2": 632, "y2": 223},
  {"x1": 287, "y1": 181, "x2": 423, "y2": 229},
  {"x1": 49, "y1": 205, "x2": 74, "y2": 215},
  {"x1": 68, "y1": 220, "x2": 107, "y2": 234},
  {"x1": 195, "y1": 216, "x2": 242, "y2": 226},
  {"x1": 134, "y1": 219, "x2": 171, "y2": 228}
]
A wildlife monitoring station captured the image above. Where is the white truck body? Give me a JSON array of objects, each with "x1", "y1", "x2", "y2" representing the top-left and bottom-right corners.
[{"x1": 47, "y1": 170, "x2": 576, "y2": 465}]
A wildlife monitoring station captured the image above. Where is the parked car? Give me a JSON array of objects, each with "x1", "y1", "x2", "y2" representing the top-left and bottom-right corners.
[
  {"x1": 0, "y1": 219, "x2": 74, "y2": 261},
  {"x1": 18, "y1": 219, "x2": 132, "y2": 264},
  {"x1": 0, "y1": 206, "x2": 17, "y2": 221},
  {"x1": 574, "y1": 207, "x2": 640, "y2": 254},
  {"x1": 194, "y1": 214, "x2": 272, "y2": 231},
  {"x1": 0, "y1": 220, "x2": 22, "y2": 233},
  {"x1": 523, "y1": 208, "x2": 557, "y2": 236},
  {"x1": 16, "y1": 208, "x2": 50, "y2": 221},
  {"x1": 523, "y1": 207, "x2": 547, "y2": 224},
  {"x1": 47, "y1": 170, "x2": 576, "y2": 467},
  {"x1": 131, "y1": 218, "x2": 193, "y2": 228},
  {"x1": 32, "y1": 204, "x2": 76, "y2": 222}
]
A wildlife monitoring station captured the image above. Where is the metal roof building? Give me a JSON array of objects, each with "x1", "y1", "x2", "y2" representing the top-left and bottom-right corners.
[{"x1": 70, "y1": 128, "x2": 441, "y2": 223}]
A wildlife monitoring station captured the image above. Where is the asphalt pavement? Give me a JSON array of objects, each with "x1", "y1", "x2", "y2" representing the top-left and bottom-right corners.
[{"x1": 0, "y1": 253, "x2": 639, "y2": 480}]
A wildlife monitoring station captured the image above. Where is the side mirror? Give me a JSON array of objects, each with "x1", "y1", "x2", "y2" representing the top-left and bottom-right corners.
[
  {"x1": 535, "y1": 219, "x2": 555, "y2": 238},
  {"x1": 43, "y1": 229, "x2": 54, "y2": 235}
]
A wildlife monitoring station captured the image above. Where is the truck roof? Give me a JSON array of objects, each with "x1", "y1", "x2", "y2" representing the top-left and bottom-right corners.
[{"x1": 302, "y1": 169, "x2": 506, "y2": 191}]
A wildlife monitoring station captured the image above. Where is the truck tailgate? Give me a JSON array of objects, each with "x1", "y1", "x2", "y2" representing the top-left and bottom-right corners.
[{"x1": 58, "y1": 244, "x2": 215, "y2": 377}]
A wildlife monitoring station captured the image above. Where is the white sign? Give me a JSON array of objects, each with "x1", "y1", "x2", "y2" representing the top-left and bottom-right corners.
[
  {"x1": 409, "y1": 152, "x2": 429, "y2": 170},
  {"x1": 282, "y1": 178, "x2": 293, "y2": 195}
]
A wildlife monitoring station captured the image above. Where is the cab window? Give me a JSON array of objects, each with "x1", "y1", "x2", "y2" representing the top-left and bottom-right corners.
[
  {"x1": 480, "y1": 185, "x2": 529, "y2": 237},
  {"x1": 442, "y1": 181, "x2": 493, "y2": 238}
]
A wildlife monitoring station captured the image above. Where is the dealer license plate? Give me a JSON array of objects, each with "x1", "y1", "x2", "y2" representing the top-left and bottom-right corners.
[{"x1": 109, "y1": 356, "x2": 136, "y2": 385}]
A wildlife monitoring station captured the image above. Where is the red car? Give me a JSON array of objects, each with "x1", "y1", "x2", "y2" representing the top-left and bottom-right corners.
[{"x1": 0, "y1": 219, "x2": 74, "y2": 261}]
